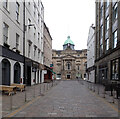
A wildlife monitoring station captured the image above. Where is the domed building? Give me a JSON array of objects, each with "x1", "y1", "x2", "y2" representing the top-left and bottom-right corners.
[
  {"x1": 63, "y1": 36, "x2": 75, "y2": 50},
  {"x1": 52, "y1": 36, "x2": 87, "y2": 80}
]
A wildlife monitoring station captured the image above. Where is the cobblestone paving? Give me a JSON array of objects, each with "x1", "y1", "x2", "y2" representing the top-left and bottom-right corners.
[
  {"x1": 1, "y1": 81, "x2": 55, "y2": 117},
  {"x1": 10, "y1": 80, "x2": 118, "y2": 117}
]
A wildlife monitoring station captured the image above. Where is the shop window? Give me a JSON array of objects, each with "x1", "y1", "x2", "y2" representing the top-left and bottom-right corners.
[{"x1": 111, "y1": 59, "x2": 119, "y2": 80}]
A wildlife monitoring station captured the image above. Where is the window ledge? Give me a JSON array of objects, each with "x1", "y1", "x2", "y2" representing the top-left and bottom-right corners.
[
  {"x1": 3, "y1": 42, "x2": 10, "y2": 48},
  {"x1": 16, "y1": 20, "x2": 20, "y2": 25},
  {"x1": 3, "y1": 6, "x2": 10, "y2": 14}
]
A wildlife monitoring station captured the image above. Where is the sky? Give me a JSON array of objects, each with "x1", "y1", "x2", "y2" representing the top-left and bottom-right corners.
[{"x1": 42, "y1": 0, "x2": 95, "y2": 50}]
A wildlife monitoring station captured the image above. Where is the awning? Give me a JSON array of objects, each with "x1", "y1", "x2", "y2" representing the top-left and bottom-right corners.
[{"x1": 50, "y1": 69, "x2": 56, "y2": 74}]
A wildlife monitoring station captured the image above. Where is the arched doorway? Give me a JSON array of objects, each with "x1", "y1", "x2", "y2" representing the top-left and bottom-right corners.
[
  {"x1": 14, "y1": 62, "x2": 21, "y2": 84},
  {"x1": 2, "y1": 59, "x2": 11, "y2": 85}
]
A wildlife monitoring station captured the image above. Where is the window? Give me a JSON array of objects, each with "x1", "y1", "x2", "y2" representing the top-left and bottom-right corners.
[
  {"x1": 16, "y1": 34, "x2": 19, "y2": 50},
  {"x1": 100, "y1": 25, "x2": 103, "y2": 56},
  {"x1": 38, "y1": 49, "x2": 40, "y2": 59},
  {"x1": 16, "y1": 2, "x2": 20, "y2": 22},
  {"x1": 113, "y1": 30, "x2": 117, "y2": 48},
  {"x1": 28, "y1": 19, "x2": 31, "y2": 29},
  {"x1": 38, "y1": 13, "x2": 40, "y2": 24},
  {"x1": 28, "y1": 43, "x2": 31, "y2": 57},
  {"x1": 34, "y1": 46, "x2": 37, "y2": 57},
  {"x1": 100, "y1": 5, "x2": 103, "y2": 19},
  {"x1": 3, "y1": 23, "x2": 9, "y2": 44},
  {"x1": 100, "y1": 38, "x2": 103, "y2": 56},
  {"x1": 78, "y1": 66, "x2": 79, "y2": 70},
  {"x1": 38, "y1": 0, "x2": 40, "y2": 6},
  {"x1": 112, "y1": 59, "x2": 119, "y2": 80},
  {"x1": 67, "y1": 62, "x2": 71, "y2": 70},
  {"x1": 38, "y1": 32, "x2": 40, "y2": 42},
  {"x1": 105, "y1": 0, "x2": 109, "y2": 9},
  {"x1": 105, "y1": 16, "x2": 109, "y2": 32},
  {"x1": 3, "y1": 0, "x2": 8, "y2": 9},
  {"x1": 34, "y1": 3, "x2": 36, "y2": 16},
  {"x1": 113, "y1": 3, "x2": 118, "y2": 22},
  {"x1": 105, "y1": 38, "x2": 109, "y2": 51},
  {"x1": 100, "y1": 25, "x2": 103, "y2": 38},
  {"x1": 34, "y1": 26, "x2": 36, "y2": 38}
]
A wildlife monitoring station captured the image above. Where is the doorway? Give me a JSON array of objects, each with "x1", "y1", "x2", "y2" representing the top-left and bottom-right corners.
[
  {"x1": 2, "y1": 59, "x2": 11, "y2": 85},
  {"x1": 27, "y1": 66, "x2": 31, "y2": 86},
  {"x1": 67, "y1": 74, "x2": 71, "y2": 79},
  {"x1": 14, "y1": 62, "x2": 21, "y2": 84}
]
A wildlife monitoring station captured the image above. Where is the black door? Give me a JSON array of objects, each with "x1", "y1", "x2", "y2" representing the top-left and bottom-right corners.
[
  {"x1": 2, "y1": 59, "x2": 10, "y2": 85},
  {"x1": 37, "y1": 70, "x2": 39, "y2": 84},
  {"x1": 67, "y1": 75, "x2": 70, "y2": 79},
  {"x1": 27, "y1": 66, "x2": 31, "y2": 86},
  {"x1": 14, "y1": 62, "x2": 21, "y2": 84},
  {"x1": 34, "y1": 71, "x2": 36, "y2": 84}
]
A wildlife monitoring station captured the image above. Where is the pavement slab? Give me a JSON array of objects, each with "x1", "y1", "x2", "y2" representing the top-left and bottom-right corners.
[{"x1": 5, "y1": 80, "x2": 119, "y2": 118}]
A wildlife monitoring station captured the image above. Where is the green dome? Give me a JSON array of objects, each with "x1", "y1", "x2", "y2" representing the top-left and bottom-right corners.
[{"x1": 64, "y1": 36, "x2": 74, "y2": 45}]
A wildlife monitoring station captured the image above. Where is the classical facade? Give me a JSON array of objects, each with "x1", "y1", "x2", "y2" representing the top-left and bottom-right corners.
[
  {"x1": 87, "y1": 25, "x2": 95, "y2": 83},
  {"x1": 95, "y1": 1, "x2": 120, "y2": 84},
  {"x1": 43, "y1": 23, "x2": 52, "y2": 82},
  {"x1": 52, "y1": 36, "x2": 87, "y2": 80}
]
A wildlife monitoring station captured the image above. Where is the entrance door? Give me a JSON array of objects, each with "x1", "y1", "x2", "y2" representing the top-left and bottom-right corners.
[
  {"x1": 14, "y1": 62, "x2": 21, "y2": 84},
  {"x1": 27, "y1": 66, "x2": 31, "y2": 86},
  {"x1": 37, "y1": 70, "x2": 39, "y2": 84},
  {"x1": 34, "y1": 71, "x2": 36, "y2": 84},
  {"x1": 2, "y1": 59, "x2": 11, "y2": 85},
  {"x1": 67, "y1": 74, "x2": 71, "y2": 79}
]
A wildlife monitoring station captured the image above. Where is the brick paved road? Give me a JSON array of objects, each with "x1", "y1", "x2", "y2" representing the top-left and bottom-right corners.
[{"x1": 7, "y1": 80, "x2": 118, "y2": 117}]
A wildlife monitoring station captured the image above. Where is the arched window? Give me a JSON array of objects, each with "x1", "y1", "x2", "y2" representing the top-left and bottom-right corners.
[
  {"x1": 2, "y1": 59, "x2": 11, "y2": 85},
  {"x1": 14, "y1": 62, "x2": 21, "y2": 84},
  {"x1": 67, "y1": 62, "x2": 71, "y2": 70}
]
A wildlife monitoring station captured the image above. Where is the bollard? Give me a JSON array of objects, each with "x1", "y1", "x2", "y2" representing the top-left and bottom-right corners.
[
  {"x1": 98, "y1": 85, "x2": 99, "y2": 95},
  {"x1": 34, "y1": 84, "x2": 35, "y2": 98},
  {"x1": 47, "y1": 83, "x2": 48, "y2": 90},
  {"x1": 44, "y1": 83, "x2": 45, "y2": 93},
  {"x1": 90, "y1": 83, "x2": 92, "y2": 90},
  {"x1": 39, "y1": 83, "x2": 41, "y2": 95},
  {"x1": 103, "y1": 88, "x2": 105, "y2": 98},
  {"x1": 112, "y1": 89, "x2": 115, "y2": 103},
  {"x1": 88, "y1": 82, "x2": 89, "y2": 89},
  {"x1": 25, "y1": 88, "x2": 27, "y2": 102},
  {"x1": 10, "y1": 93, "x2": 12, "y2": 111},
  {"x1": 91, "y1": 83, "x2": 93, "y2": 91},
  {"x1": 52, "y1": 81, "x2": 53, "y2": 87},
  {"x1": 93, "y1": 84, "x2": 95, "y2": 92}
]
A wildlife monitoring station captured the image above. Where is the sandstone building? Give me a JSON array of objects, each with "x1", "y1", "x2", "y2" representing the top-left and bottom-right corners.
[
  {"x1": 43, "y1": 23, "x2": 53, "y2": 82},
  {"x1": 52, "y1": 36, "x2": 87, "y2": 80}
]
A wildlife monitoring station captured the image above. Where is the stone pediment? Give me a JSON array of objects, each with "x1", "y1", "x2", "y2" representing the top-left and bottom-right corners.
[{"x1": 61, "y1": 54, "x2": 76, "y2": 59}]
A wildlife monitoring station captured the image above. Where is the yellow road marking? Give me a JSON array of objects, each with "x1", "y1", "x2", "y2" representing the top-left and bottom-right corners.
[
  {"x1": 6, "y1": 96, "x2": 41, "y2": 117},
  {"x1": 89, "y1": 89, "x2": 120, "y2": 113}
]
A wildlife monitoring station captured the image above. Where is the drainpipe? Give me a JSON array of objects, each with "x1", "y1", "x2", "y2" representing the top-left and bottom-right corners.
[{"x1": 23, "y1": 0, "x2": 26, "y2": 102}]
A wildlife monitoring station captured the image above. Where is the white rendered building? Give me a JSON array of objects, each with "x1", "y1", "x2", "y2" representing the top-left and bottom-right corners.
[
  {"x1": 0, "y1": 0, "x2": 44, "y2": 86},
  {"x1": 0, "y1": 1, "x2": 24, "y2": 85},
  {"x1": 24, "y1": 0, "x2": 44, "y2": 85},
  {"x1": 87, "y1": 25, "x2": 95, "y2": 83}
]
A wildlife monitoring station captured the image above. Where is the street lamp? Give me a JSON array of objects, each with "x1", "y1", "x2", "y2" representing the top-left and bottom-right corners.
[{"x1": 24, "y1": 23, "x2": 34, "y2": 102}]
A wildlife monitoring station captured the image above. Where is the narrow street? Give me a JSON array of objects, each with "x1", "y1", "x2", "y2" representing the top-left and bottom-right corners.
[{"x1": 7, "y1": 80, "x2": 118, "y2": 118}]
